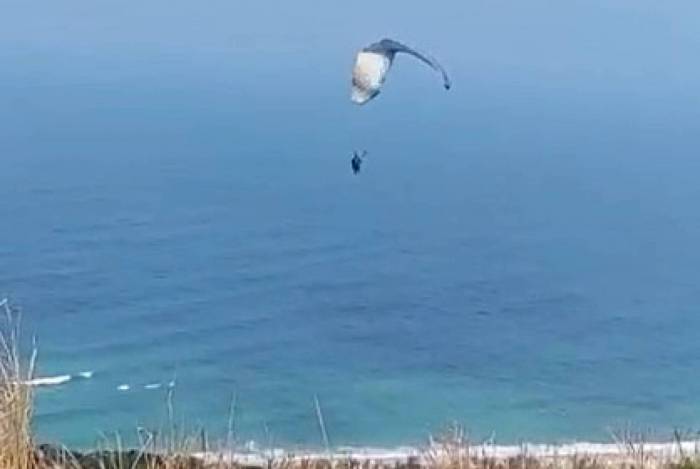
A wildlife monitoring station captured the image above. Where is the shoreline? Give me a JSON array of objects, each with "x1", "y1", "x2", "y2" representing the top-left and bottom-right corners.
[
  {"x1": 33, "y1": 437, "x2": 700, "y2": 469},
  {"x1": 193, "y1": 440, "x2": 700, "y2": 467}
]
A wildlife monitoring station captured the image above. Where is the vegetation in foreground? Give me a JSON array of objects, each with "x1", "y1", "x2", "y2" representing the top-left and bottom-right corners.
[{"x1": 2, "y1": 298, "x2": 700, "y2": 469}]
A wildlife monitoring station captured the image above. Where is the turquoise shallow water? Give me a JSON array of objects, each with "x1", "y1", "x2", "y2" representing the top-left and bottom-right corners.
[{"x1": 3, "y1": 17, "x2": 700, "y2": 447}]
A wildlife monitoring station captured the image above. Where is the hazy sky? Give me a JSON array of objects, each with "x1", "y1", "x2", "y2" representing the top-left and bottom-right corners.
[{"x1": 2, "y1": 1, "x2": 699, "y2": 92}]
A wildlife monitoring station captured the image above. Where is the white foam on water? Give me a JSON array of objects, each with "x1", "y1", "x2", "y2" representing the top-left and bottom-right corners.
[
  {"x1": 24, "y1": 374, "x2": 72, "y2": 387},
  {"x1": 117, "y1": 384, "x2": 130, "y2": 391},
  {"x1": 22, "y1": 370, "x2": 94, "y2": 387},
  {"x1": 144, "y1": 383, "x2": 162, "y2": 390}
]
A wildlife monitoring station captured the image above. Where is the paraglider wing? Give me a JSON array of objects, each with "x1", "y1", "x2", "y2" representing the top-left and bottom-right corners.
[{"x1": 366, "y1": 39, "x2": 452, "y2": 90}]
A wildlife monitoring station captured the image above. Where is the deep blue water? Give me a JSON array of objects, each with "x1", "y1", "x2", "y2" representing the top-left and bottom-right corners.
[{"x1": 3, "y1": 44, "x2": 700, "y2": 449}]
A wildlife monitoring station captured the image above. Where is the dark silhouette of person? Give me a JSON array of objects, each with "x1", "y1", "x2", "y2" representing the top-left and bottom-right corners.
[{"x1": 351, "y1": 150, "x2": 367, "y2": 174}]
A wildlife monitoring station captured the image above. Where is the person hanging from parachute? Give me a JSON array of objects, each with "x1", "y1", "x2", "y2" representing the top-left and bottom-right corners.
[
  {"x1": 346, "y1": 38, "x2": 450, "y2": 173},
  {"x1": 351, "y1": 150, "x2": 367, "y2": 175}
]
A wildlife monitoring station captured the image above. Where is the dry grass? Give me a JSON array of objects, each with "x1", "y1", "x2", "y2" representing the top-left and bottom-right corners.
[
  {"x1": 0, "y1": 298, "x2": 37, "y2": 469},
  {"x1": 421, "y1": 425, "x2": 604, "y2": 469}
]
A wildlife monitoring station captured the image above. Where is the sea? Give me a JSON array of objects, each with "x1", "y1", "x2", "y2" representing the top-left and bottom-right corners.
[{"x1": 2, "y1": 34, "x2": 700, "y2": 450}]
